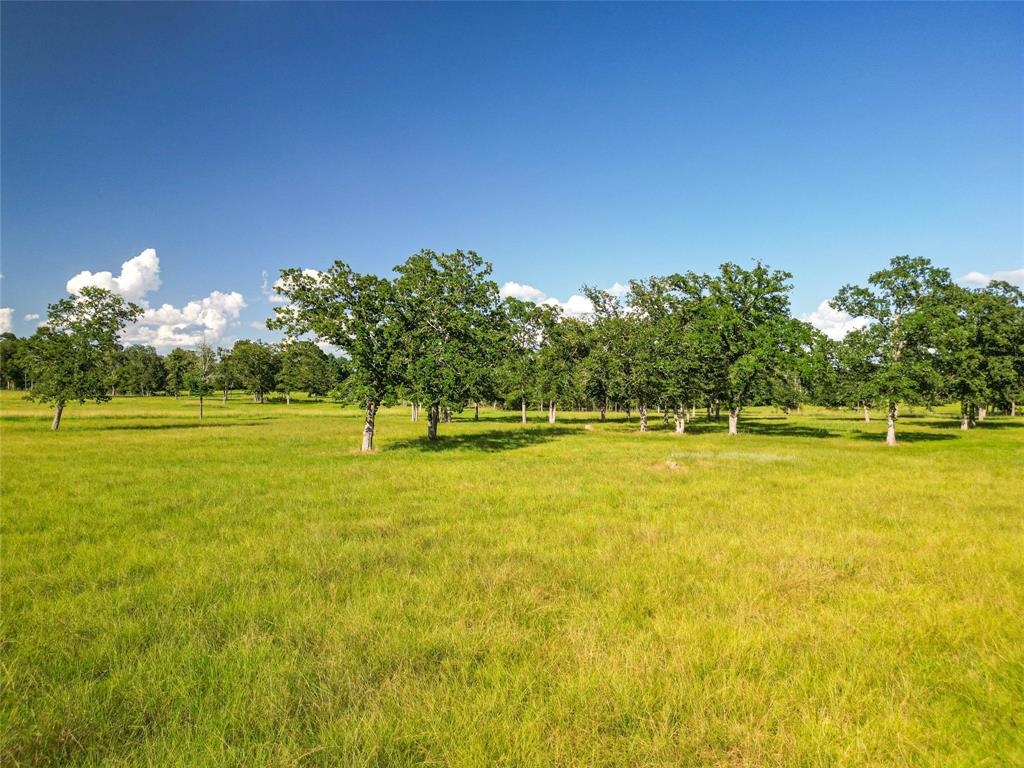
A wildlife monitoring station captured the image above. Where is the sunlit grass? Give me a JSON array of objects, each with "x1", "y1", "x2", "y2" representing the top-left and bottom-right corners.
[{"x1": 2, "y1": 392, "x2": 1022, "y2": 766}]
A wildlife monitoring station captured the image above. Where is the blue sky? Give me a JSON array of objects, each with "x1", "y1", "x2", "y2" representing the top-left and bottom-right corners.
[{"x1": 2, "y1": 2, "x2": 1022, "y2": 346}]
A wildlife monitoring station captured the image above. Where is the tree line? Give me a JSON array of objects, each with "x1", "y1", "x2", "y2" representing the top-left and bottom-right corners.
[{"x1": 3, "y1": 253, "x2": 1022, "y2": 445}]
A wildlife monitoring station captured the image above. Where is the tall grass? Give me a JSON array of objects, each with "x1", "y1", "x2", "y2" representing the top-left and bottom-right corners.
[{"x1": 2, "y1": 393, "x2": 1022, "y2": 766}]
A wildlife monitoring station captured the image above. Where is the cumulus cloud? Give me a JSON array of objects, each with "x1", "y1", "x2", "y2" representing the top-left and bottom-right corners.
[
  {"x1": 499, "y1": 281, "x2": 547, "y2": 302},
  {"x1": 606, "y1": 282, "x2": 629, "y2": 298},
  {"x1": 24, "y1": 313, "x2": 40, "y2": 321},
  {"x1": 958, "y1": 268, "x2": 1024, "y2": 288},
  {"x1": 65, "y1": 249, "x2": 248, "y2": 349},
  {"x1": 67, "y1": 248, "x2": 161, "y2": 300},
  {"x1": 801, "y1": 300, "x2": 870, "y2": 340},
  {"x1": 499, "y1": 279, "x2": 626, "y2": 318},
  {"x1": 126, "y1": 291, "x2": 247, "y2": 348},
  {"x1": 0, "y1": 308, "x2": 13, "y2": 334}
]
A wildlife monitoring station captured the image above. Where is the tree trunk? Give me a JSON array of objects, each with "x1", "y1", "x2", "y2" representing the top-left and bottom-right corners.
[
  {"x1": 961, "y1": 406, "x2": 970, "y2": 431},
  {"x1": 361, "y1": 402, "x2": 377, "y2": 452},
  {"x1": 428, "y1": 404, "x2": 439, "y2": 439},
  {"x1": 411, "y1": 403, "x2": 418, "y2": 422},
  {"x1": 286, "y1": 393, "x2": 291, "y2": 405},
  {"x1": 625, "y1": 404, "x2": 631, "y2": 422},
  {"x1": 442, "y1": 408, "x2": 452, "y2": 423},
  {"x1": 548, "y1": 401, "x2": 557, "y2": 424},
  {"x1": 223, "y1": 387, "x2": 228, "y2": 403},
  {"x1": 863, "y1": 404, "x2": 870, "y2": 423},
  {"x1": 661, "y1": 407, "x2": 669, "y2": 426},
  {"x1": 1012, "y1": 401, "x2": 1017, "y2": 417},
  {"x1": 51, "y1": 402, "x2": 64, "y2": 431},
  {"x1": 977, "y1": 405, "x2": 987, "y2": 421},
  {"x1": 600, "y1": 399, "x2": 607, "y2": 422},
  {"x1": 674, "y1": 404, "x2": 685, "y2": 433},
  {"x1": 199, "y1": 394, "x2": 204, "y2": 419},
  {"x1": 728, "y1": 407, "x2": 738, "y2": 436},
  {"x1": 886, "y1": 401, "x2": 897, "y2": 446},
  {"x1": 639, "y1": 403, "x2": 648, "y2": 432},
  {"x1": 474, "y1": 402, "x2": 479, "y2": 421},
  {"x1": 521, "y1": 398, "x2": 527, "y2": 424}
]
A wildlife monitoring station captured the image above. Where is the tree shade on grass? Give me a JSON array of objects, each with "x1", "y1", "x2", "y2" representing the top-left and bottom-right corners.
[{"x1": 2, "y1": 394, "x2": 1022, "y2": 766}]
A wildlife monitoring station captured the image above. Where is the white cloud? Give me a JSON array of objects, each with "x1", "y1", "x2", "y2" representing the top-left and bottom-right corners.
[
  {"x1": 541, "y1": 294, "x2": 594, "y2": 318},
  {"x1": 67, "y1": 248, "x2": 161, "y2": 300},
  {"x1": 65, "y1": 249, "x2": 248, "y2": 350},
  {"x1": 500, "y1": 280, "x2": 627, "y2": 318},
  {"x1": 126, "y1": 290, "x2": 247, "y2": 349},
  {"x1": 606, "y1": 282, "x2": 628, "y2": 298},
  {"x1": 801, "y1": 300, "x2": 870, "y2": 340},
  {"x1": 23, "y1": 313, "x2": 40, "y2": 321},
  {"x1": 499, "y1": 281, "x2": 547, "y2": 302},
  {"x1": 958, "y1": 268, "x2": 1024, "y2": 288},
  {"x1": 0, "y1": 308, "x2": 13, "y2": 334}
]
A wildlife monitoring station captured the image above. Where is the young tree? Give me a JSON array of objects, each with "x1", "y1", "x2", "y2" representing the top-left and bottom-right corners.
[
  {"x1": 832, "y1": 256, "x2": 950, "y2": 445},
  {"x1": 185, "y1": 344, "x2": 216, "y2": 418},
  {"x1": 392, "y1": 250, "x2": 502, "y2": 439},
  {"x1": 269, "y1": 262, "x2": 401, "y2": 451},
  {"x1": 26, "y1": 286, "x2": 142, "y2": 430}
]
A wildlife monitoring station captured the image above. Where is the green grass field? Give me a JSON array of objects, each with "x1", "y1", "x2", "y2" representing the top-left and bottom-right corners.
[{"x1": 2, "y1": 392, "x2": 1022, "y2": 767}]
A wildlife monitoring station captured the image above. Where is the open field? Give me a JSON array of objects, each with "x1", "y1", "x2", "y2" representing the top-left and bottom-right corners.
[{"x1": 2, "y1": 392, "x2": 1023, "y2": 767}]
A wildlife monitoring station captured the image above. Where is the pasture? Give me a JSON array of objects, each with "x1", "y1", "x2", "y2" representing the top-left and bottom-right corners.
[{"x1": 2, "y1": 393, "x2": 1022, "y2": 766}]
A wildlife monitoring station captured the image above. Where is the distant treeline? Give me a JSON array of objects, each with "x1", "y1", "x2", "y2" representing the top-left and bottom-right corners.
[{"x1": 3, "y1": 251, "x2": 1022, "y2": 445}]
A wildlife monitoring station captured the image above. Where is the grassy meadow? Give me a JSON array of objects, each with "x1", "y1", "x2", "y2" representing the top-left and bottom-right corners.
[{"x1": 2, "y1": 391, "x2": 1023, "y2": 767}]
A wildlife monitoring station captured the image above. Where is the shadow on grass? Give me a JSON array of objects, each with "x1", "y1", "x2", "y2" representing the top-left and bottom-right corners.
[
  {"x1": 389, "y1": 426, "x2": 577, "y2": 453},
  {"x1": 912, "y1": 418, "x2": 1023, "y2": 431},
  {"x1": 733, "y1": 420, "x2": 840, "y2": 439},
  {"x1": 849, "y1": 429, "x2": 958, "y2": 443},
  {"x1": 79, "y1": 419, "x2": 268, "y2": 432}
]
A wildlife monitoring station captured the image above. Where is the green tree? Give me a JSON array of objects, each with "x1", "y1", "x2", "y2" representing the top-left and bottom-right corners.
[
  {"x1": 26, "y1": 286, "x2": 142, "y2": 430},
  {"x1": 536, "y1": 312, "x2": 588, "y2": 424},
  {"x1": 0, "y1": 333, "x2": 29, "y2": 390},
  {"x1": 392, "y1": 250, "x2": 502, "y2": 439},
  {"x1": 276, "y1": 340, "x2": 338, "y2": 403},
  {"x1": 701, "y1": 262, "x2": 801, "y2": 435},
  {"x1": 269, "y1": 262, "x2": 401, "y2": 451},
  {"x1": 164, "y1": 348, "x2": 194, "y2": 398},
  {"x1": 116, "y1": 345, "x2": 165, "y2": 396},
  {"x1": 495, "y1": 298, "x2": 550, "y2": 423},
  {"x1": 212, "y1": 346, "x2": 236, "y2": 402},
  {"x1": 230, "y1": 340, "x2": 280, "y2": 403},
  {"x1": 832, "y1": 256, "x2": 951, "y2": 445}
]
